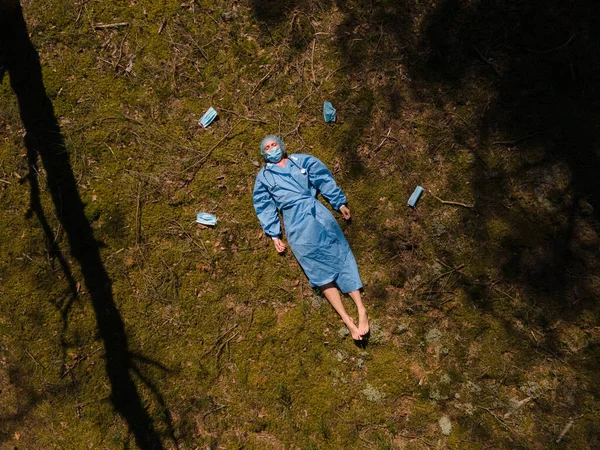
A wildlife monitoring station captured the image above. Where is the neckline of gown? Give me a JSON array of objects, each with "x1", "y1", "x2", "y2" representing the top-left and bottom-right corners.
[{"x1": 267, "y1": 159, "x2": 291, "y2": 172}]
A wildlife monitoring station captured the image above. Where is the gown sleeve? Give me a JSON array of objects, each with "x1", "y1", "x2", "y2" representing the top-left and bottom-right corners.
[
  {"x1": 306, "y1": 155, "x2": 348, "y2": 210},
  {"x1": 253, "y1": 174, "x2": 282, "y2": 238}
]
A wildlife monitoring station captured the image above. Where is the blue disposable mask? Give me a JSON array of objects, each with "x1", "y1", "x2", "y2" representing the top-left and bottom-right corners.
[{"x1": 265, "y1": 146, "x2": 283, "y2": 163}]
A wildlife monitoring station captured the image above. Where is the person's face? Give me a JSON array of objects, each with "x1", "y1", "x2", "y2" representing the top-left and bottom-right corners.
[{"x1": 263, "y1": 139, "x2": 279, "y2": 153}]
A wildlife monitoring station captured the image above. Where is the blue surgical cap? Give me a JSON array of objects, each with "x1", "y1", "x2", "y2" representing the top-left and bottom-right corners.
[{"x1": 260, "y1": 135, "x2": 287, "y2": 157}]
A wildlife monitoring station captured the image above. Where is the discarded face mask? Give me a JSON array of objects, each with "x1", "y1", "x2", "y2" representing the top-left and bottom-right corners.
[
  {"x1": 199, "y1": 107, "x2": 218, "y2": 127},
  {"x1": 323, "y1": 101, "x2": 336, "y2": 123},
  {"x1": 196, "y1": 212, "x2": 218, "y2": 226},
  {"x1": 407, "y1": 186, "x2": 424, "y2": 207}
]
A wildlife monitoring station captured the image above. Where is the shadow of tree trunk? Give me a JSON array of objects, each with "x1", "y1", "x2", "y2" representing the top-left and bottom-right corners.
[{"x1": 0, "y1": 1, "x2": 165, "y2": 448}]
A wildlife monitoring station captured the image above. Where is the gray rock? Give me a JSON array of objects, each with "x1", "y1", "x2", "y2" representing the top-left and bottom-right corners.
[
  {"x1": 312, "y1": 295, "x2": 325, "y2": 310},
  {"x1": 439, "y1": 416, "x2": 452, "y2": 435},
  {"x1": 520, "y1": 381, "x2": 543, "y2": 398},
  {"x1": 369, "y1": 322, "x2": 385, "y2": 344},
  {"x1": 337, "y1": 326, "x2": 350, "y2": 338},
  {"x1": 363, "y1": 383, "x2": 386, "y2": 403},
  {"x1": 429, "y1": 387, "x2": 449, "y2": 401},
  {"x1": 394, "y1": 321, "x2": 409, "y2": 334},
  {"x1": 335, "y1": 350, "x2": 348, "y2": 362},
  {"x1": 426, "y1": 328, "x2": 443, "y2": 343}
]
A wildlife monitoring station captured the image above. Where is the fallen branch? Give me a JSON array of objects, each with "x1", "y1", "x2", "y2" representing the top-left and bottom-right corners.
[
  {"x1": 203, "y1": 404, "x2": 227, "y2": 419},
  {"x1": 493, "y1": 285, "x2": 518, "y2": 302},
  {"x1": 555, "y1": 419, "x2": 574, "y2": 443},
  {"x1": 135, "y1": 181, "x2": 142, "y2": 245},
  {"x1": 477, "y1": 406, "x2": 512, "y2": 432},
  {"x1": 184, "y1": 120, "x2": 241, "y2": 174},
  {"x1": 219, "y1": 108, "x2": 266, "y2": 124},
  {"x1": 251, "y1": 66, "x2": 276, "y2": 95},
  {"x1": 430, "y1": 264, "x2": 465, "y2": 285},
  {"x1": 528, "y1": 34, "x2": 576, "y2": 54},
  {"x1": 26, "y1": 349, "x2": 45, "y2": 370},
  {"x1": 473, "y1": 45, "x2": 501, "y2": 75},
  {"x1": 310, "y1": 39, "x2": 316, "y2": 84},
  {"x1": 492, "y1": 129, "x2": 550, "y2": 145},
  {"x1": 200, "y1": 323, "x2": 238, "y2": 358},
  {"x1": 373, "y1": 128, "x2": 391, "y2": 152},
  {"x1": 215, "y1": 330, "x2": 240, "y2": 360},
  {"x1": 504, "y1": 396, "x2": 533, "y2": 418},
  {"x1": 427, "y1": 189, "x2": 475, "y2": 208},
  {"x1": 94, "y1": 22, "x2": 129, "y2": 29},
  {"x1": 158, "y1": 18, "x2": 166, "y2": 34}
]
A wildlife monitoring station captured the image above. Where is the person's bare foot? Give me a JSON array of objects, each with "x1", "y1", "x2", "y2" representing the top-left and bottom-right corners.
[
  {"x1": 358, "y1": 307, "x2": 369, "y2": 336},
  {"x1": 344, "y1": 317, "x2": 362, "y2": 340}
]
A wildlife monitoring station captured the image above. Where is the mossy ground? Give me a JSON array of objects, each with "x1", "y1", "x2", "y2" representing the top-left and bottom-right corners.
[{"x1": 1, "y1": 0, "x2": 599, "y2": 448}]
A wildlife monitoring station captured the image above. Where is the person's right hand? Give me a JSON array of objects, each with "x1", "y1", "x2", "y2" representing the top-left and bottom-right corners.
[
  {"x1": 273, "y1": 238, "x2": 287, "y2": 253},
  {"x1": 340, "y1": 205, "x2": 351, "y2": 220}
]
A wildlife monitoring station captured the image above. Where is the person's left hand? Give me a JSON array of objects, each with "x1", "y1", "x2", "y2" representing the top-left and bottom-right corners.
[{"x1": 340, "y1": 205, "x2": 351, "y2": 220}]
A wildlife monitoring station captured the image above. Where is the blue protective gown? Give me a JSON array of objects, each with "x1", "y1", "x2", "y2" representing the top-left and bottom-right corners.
[{"x1": 253, "y1": 154, "x2": 362, "y2": 293}]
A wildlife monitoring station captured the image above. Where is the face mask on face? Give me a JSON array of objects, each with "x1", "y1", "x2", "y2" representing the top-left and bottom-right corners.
[{"x1": 264, "y1": 145, "x2": 283, "y2": 163}]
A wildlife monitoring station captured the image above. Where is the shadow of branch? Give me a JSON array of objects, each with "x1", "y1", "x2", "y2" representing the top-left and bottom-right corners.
[{"x1": 0, "y1": 1, "x2": 174, "y2": 448}]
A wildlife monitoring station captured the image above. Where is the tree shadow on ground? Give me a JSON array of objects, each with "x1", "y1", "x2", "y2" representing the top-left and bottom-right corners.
[
  {"x1": 252, "y1": 0, "x2": 600, "y2": 322},
  {"x1": 0, "y1": 1, "x2": 175, "y2": 448},
  {"x1": 417, "y1": 0, "x2": 600, "y2": 314},
  {"x1": 250, "y1": 2, "x2": 600, "y2": 442}
]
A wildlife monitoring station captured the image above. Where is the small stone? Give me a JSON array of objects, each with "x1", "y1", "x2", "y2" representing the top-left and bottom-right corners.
[
  {"x1": 431, "y1": 261, "x2": 443, "y2": 275},
  {"x1": 429, "y1": 387, "x2": 449, "y2": 401},
  {"x1": 369, "y1": 322, "x2": 385, "y2": 344},
  {"x1": 335, "y1": 350, "x2": 348, "y2": 362},
  {"x1": 312, "y1": 296, "x2": 324, "y2": 310},
  {"x1": 426, "y1": 328, "x2": 443, "y2": 343},
  {"x1": 357, "y1": 358, "x2": 364, "y2": 369},
  {"x1": 519, "y1": 381, "x2": 543, "y2": 398},
  {"x1": 337, "y1": 326, "x2": 350, "y2": 338},
  {"x1": 438, "y1": 416, "x2": 452, "y2": 435},
  {"x1": 466, "y1": 381, "x2": 482, "y2": 393},
  {"x1": 362, "y1": 383, "x2": 386, "y2": 403},
  {"x1": 394, "y1": 321, "x2": 409, "y2": 334}
]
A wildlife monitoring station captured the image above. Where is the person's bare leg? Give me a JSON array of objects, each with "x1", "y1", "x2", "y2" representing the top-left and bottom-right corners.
[
  {"x1": 348, "y1": 290, "x2": 369, "y2": 336},
  {"x1": 321, "y1": 283, "x2": 361, "y2": 340}
]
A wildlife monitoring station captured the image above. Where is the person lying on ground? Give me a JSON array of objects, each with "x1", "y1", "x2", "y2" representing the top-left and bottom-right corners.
[{"x1": 252, "y1": 135, "x2": 369, "y2": 340}]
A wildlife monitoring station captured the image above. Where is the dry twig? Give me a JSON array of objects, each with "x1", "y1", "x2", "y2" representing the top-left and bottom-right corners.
[
  {"x1": 219, "y1": 108, "x2": 266, "y2": 124},
  {"x1": 373, "y1": 128, "x2": 391, "y2": 152},
  {"x1": 504, "y1": 396, "x2": 533, "y2": 418},
  {"x1": 427, "y1": 189, "x2": 475, "y2": 209},
  {"x1": 251, "y1": 66, "x2": 276, "y2": 95},
  {"x1": 203, "y1": 404, "x2": 227, "y2": 419},
  {"x1": 311, "y1": 39, "x2": 316, "y2": 84},
  {"x1": 528, "y1": 34, "x2": 576, "y2": 54},
  {"x1": 473, "y1": 45, "x2": 501, "y2": 75},
  {"x1": 492, "y1": 129, "x2": 550, "y2": 145},
  {"x1": 184, "y1": 119, "x2": 241, "y2": 174},
  {"x1": 477, "y1": 406, "x2": 513, "y2": 432},
  {"x1": 200, "y1": 323, "x2": 238, "y2": 358},
  {"x1": 94, "y1": 22, "x2": 129, "y2": 29},
  {"x1": 555, "y1": 419, "x2": 574, "y2": 443},
  {"x1": 135, "y1": 181, "x2": 142, "y2": 245}
]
